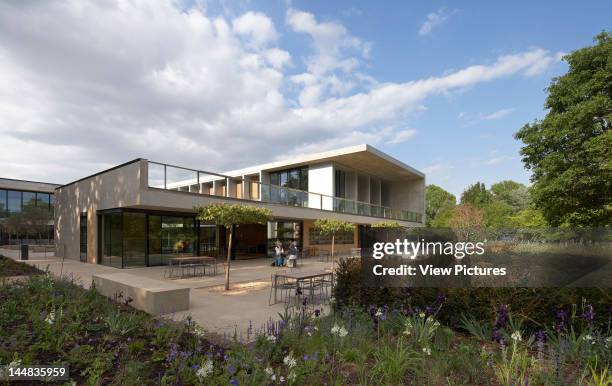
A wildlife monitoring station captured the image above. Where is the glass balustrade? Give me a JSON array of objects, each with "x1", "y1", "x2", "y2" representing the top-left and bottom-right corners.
[{"x1": 147, "y1": 161, "x2": 422, "y2": 223}]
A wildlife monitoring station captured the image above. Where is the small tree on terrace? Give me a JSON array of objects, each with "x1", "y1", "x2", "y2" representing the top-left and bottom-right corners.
[
  {"x1": 195, "y1": 203, "x2": 272, "y2": 291},
  {"x1": 313, "y1": 218, "x2": 355, "y2": 269}
]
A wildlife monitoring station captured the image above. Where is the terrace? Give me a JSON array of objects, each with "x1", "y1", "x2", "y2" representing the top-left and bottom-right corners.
[{"x1": 147, "y1": 161, "x2": 423, "y2": 223}]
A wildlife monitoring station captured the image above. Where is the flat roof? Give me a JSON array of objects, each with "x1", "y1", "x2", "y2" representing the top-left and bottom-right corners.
[
  {"x1": 0, "y1": 177, "x2": 60, "y2": 193},
  {"x1": 222, "y1": 144, "x2": 425, "y2": 179}
]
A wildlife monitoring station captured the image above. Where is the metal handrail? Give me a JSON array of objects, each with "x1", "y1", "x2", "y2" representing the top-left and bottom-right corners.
[{"x1": 147, "y1": 161, "x2": 423, "y2": 223}]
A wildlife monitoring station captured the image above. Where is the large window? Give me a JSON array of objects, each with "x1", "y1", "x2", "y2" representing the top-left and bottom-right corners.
[
  {"x1": 308, "y1": 228, "x2": 354, "y2": 245},
  {"x1": 0, "y1": 189, "x2": 55, "y2": 245},
  {"x1": 80, "y1": 213, "x2": 87, "y2": 262},
  {"x1": 102, "y1": 212, "x2": 122, "y2": 268},
  {"x1": 7, "y1": 190, "x2": 21, "y2": 213},
  {"x1": 123, "y1": 212, "x2": 146, "y2": 267},
  {"x1": 0, "y1": 190, "x2": 6, "y2": 217},
  {"x1": 267, "y1": 221, "x2": 302, "y2": 256},
  {"x1": 269, "y1": 167, "x2": 308, "y2": 191},
  {"x1": 147, "y1": 215, "x2": 196, "y2": 266}
]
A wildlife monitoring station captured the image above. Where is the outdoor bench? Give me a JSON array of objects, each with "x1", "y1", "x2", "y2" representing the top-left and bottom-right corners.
[{"x1": 92, "y1": 272, "x2": 190, "y2": 315}]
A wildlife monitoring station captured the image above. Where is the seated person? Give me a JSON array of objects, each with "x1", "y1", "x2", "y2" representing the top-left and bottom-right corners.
[{"x1": 286, "y1": 241, "x2": 298, "y2": 267}]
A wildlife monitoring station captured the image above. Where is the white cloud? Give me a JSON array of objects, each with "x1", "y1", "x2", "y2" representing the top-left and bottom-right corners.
[
  {"x1": 419, "y1": 8, "x2": 454, "y2": 36},
  {"x1": 486, "y1": 155, "x2": 513, "y2": 165},
  {"x1": 480, "y1": 108, "x2": 515, "y2": 120},
  {"x1": 0, "y1": 1, "x2": 561, "y2": 183},
  {"x1": 386, "y1": 129, "x2": 417, "y2": 144},
  {"x1": 233, "y1": 11, "x2": 278, "y2": 48}
]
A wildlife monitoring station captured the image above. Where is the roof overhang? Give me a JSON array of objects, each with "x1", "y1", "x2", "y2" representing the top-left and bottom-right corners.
[{"x1": 224, "y1": 144, "x2": 424, "y2": 181}]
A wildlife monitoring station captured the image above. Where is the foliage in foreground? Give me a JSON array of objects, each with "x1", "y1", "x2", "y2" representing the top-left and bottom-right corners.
[
  {"x1": 0, "y1": 255, "x2": 43, "y2": 277},
  {"x1": 1, "y1": 271, "x2": 611, "y2": 385}
]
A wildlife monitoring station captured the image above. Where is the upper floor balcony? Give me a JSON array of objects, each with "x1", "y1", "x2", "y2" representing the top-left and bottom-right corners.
[{"x1": 147, "y1": 161, "x2": 423, "y2": 223}]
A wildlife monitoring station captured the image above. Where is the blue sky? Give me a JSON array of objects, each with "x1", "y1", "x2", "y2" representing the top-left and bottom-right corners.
[{"x1": 0, "y1": 0, "x2": 610, "y2": 197}]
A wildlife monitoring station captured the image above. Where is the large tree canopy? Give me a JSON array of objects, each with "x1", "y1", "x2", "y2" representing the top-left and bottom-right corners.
[
  {"x1": 425, "y1": 185, "x2": 456, "y2": 227},
  {"x1": 515, "y1": 32, "x2": 612, "y2": 226},
  {"x1": 460, "y1": 182, "x2": 491, "y2": 209},
  {"x1": 490, "y1": 180, "x2": 530, "y2": 213}
]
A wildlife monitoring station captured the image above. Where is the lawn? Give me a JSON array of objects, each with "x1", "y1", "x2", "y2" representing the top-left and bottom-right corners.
[{"x1": 0, "y1": 258, "x2": 610, "y2": 385}]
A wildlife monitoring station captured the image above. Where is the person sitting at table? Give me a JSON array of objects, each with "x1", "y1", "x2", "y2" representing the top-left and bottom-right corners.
[
  {"x1": 272, "y1": 240, "x2": 284, "y2": 266},
  {"x1": 286, "y1": 241, "x2": 298, "y2": 267}
]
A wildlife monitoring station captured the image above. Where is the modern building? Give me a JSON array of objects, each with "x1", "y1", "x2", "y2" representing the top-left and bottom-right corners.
[
  {"x1": 54, "y1": 144, "x2": 425, "y2": 268},
  {"x1": 0, "y1": 178, "x2": 59, "y2": 245}
]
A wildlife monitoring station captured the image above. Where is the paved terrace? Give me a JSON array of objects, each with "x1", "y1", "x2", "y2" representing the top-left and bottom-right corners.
[{"x1": 1, "y1": 249, "x2": 333, "y2": 336}]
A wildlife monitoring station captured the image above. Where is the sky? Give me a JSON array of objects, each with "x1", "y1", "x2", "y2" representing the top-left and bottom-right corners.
[{"x1": 0, "y1": 0, "x2": 610, "y2": 197}]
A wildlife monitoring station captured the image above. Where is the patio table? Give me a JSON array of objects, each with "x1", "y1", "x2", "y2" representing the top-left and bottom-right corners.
[
  {"x1": 271, "y1": 270, "x2": 333, "y2": 305},
  {"x1": 166, "y1": 256, "x2": 217, "y2": 278}
]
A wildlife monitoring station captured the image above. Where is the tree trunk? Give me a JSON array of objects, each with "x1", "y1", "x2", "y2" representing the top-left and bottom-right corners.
[{"x1": 225, "y1": 227, "x2": 233, "y2": 291}]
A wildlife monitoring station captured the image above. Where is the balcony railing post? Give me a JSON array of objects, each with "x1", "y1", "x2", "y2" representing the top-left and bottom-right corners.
[{"x1": 163, "y1": 164, "x2": 167, "y2": 189}]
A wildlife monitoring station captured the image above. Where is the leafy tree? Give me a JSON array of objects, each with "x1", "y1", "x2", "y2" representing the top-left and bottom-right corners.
[
  {"x1": 508, "y1": 208, "x2": 548, "y2": 229},
  {"x1": 425, "y1": 185, "x2": 456, "y2": 226},
  {"x1": 515, "y1": 32, "x2": 612, "y2": 226},
  {"x1": 313, "y1": 218, "x2": 355, "y2": 269},
  {"x1": 490, "y1": 180, "x2": 530, "y2": 213},
  {"x1": 448, "y1": 204, "x2": 485, "y2": 241},
  {"x1": 460, "y1": 182, "x2": 491, "y2": 209},
  {"x1": 195, "y1": 203, "x2": 272, "y2": 290},
  {"x1": 482, "y1": 200, "x2": 514, "y2": 228}
]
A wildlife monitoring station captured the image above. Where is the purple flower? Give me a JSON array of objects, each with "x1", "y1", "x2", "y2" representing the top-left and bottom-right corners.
[
  {"x1": 127, "y1": 336, "x2": 132, "y2": 342},
  {"x1": 535, "y1": 330, "x2": 546, "y2": 343},
  {"x1": 303, "y1": 354, "x2": 309, "y2": 361},
  {"x1": 424, "y1": 306, "x2": 434, "y2": 316},
  {"x1": 435, "y1": 292, "x2": 447, "y2": 305},
  {"x1": 492, "y1": 329, "x2": 503, "y2": 343},
  {"x1": 582, "y1": 304, "x2": 595, "y2": 323},
  {"x1": 227, "y1": 364, "x2": 236, "y2": 375},
  {"x1": 554, "y1": 309, "x2": 568, "y2": 333},
  {"x1": 494, "y1": 305, "x2": 509, "y2": 330},
  {"x1": 230, "y1": 378, "x2": 239, "y2": 386}
]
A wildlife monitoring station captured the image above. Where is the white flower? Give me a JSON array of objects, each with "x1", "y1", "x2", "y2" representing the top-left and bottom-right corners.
[
  {"x1": 313, "y1": 326, "x2": 319, "y2": 331},
  {"x1": 419, "y1": 312, "x2": 426, "y2": 318},
  {"x1": 283, "y1": 354, "x2": 297, "y2": 368},
  {"x1": 329, "y1": 297, "x2": 336, "y2": 304},
  {"x1": 266, "y1": 334, "x2": 277, "y2": 343},
  {"x1": 331, "y1": 324, "x2": 340, "y2": 335},
  {"x1": 433, "y1": 320, "x2": 440, "y2": 328},
  {"x1": 511, "y1": 331, "x2": 522, "y2": 342},
  {"x1": 375, "y1": 308, "x2": 383, "y2": 318},
  {"x1": 280, "y1": 375, "x2": 285, "y2": 382},
  {"x1": 45, "y1": 310, "x2": 55, "y2": 325},
  {"x1": 288, "y1": 371, "x2": 297, "y2": 381},
  {"x1": 265, "y1": 366, "x2": 274, "y2": 379},
  {"x1": 194, "y1": 326, "x2": 206, "y2": 338},
  {"x1": 331, "y1": 324, "x2": 348, "y2": 338},
  {"x1": 582, "y1": 334, "x2": 593, "y2": 342},
  {"x1": 196, "y1": 359, "x2": 214, "y2": 379},
  {"x1": 422, "y1": 347, "x2": 431, "y2": 355}
]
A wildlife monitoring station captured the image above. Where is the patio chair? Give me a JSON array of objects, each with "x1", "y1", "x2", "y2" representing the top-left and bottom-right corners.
[
  {"x1": 318, "y1": 250, "x2": 330, "y2": 262},
  {"x1": 268, "y1": 270, "x2": 296, "y2": 305},
  {"x1": 306, "y1": 273, "x2": 333, "y2": 303}
]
